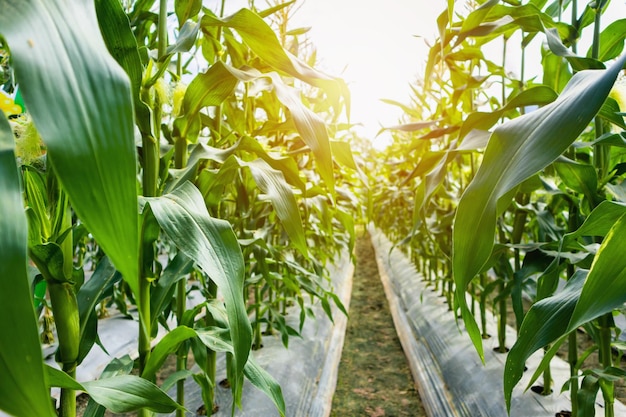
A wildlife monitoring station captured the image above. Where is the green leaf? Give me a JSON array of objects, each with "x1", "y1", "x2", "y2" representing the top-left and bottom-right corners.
[
  {"x1": 577, "y1": 374, "x2": 600, "y2": 417},
  {"x1": 95, "y1": 0, "x2": 153, "y2": 137},
  {"x1": 142, "y1": 326, "x2": 197, "y2": 381},
  {"x1": 82, "y1": 375, "x2": 183, "y2": 413},
  {"x1": 453, "y1": 54, "x2": 626, "y2": 361},
  {"x1": 206, "y1": 63, "x2": 335, "y2": 192},
  {"x1": 143, "y1": 182, "x2": 251, "y2": 405},
  {"x1": 544, "y1": 27, "x2": 604, "y2": 70},
  {"x1": 76, "y1": 257, "x2": 121, "y2": 365},
  {"x1": 201, "y1": 8, "x2": 334, "y2": 85},
  {"x1": 459, "y1": 86, "x2": 558, "y2": 139},
  {"x1": 598, "y1": 97, "x2": 626, "y2": 129},
  {"x1": 0, "y1": 0, "x2": 139, "y2": 293},
  {"x1": 244, "y1": 356, "x2": 286, "y2": 417},
  {"x1": 269, "y1": 72, "x2": 335, "y2": 192},
  {"x1": 567, "y1": 214, "x2": 626, "y2": 332},
  {"x1": 83, "y1": 355, "x2": 135, "y2": 417},
  {"x1": 175, "y1": 0, "x2": 202, "y2": 25},
  {"x1": 0, "y1": 115, "x2": 56, "y2": 417},
  {"x1": 174, "y1": 60, "x2": 239, "y2": 142},
  {"x1": 554, "y1": 157, "x2": 598, "y2": 205},
  {"x1": 46, "y1": 364, "x2": 85, "y2": 391},
  {"x1": 504, "y1": 269, "x2": 587, "y2": 410},
  {"x1": 561, "y1": 201, "x2": 626, "y2": 247},
  {"x1": 150, "y1": 251, "x2": 194, "y2": 328},
  {"x1": 591, "y1": 18, "x2": 626, "y2": 61},
  {"x1": 246, "y1": 159, "x2": 308, "y2": 257},
  {"x1": 165, "y1": 20, "x2": 200, "y2": 55}
]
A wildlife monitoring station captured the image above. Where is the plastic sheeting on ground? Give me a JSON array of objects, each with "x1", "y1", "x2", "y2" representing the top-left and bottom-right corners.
[
  {"x1": 159, "y1": 253, "x2": 354, "y2": 417},
  {"x1": 369, "y1": 226, "x2": 626, "y2": 417}
]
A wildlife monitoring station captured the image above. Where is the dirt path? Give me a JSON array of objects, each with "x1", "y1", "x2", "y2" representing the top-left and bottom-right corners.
[{"x1": 330, "y1": 234, "x2": 426, "y2": 417}]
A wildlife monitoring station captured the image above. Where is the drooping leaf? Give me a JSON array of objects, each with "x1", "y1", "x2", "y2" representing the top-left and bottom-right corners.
[
  {"x1": 201, "y1": 8, "x2": 334, "y2": 85},
  {"x1": 453, "y1": 54, "x2": 626, "y2": 361},
  {"x1": 459, "y1": 86, "x2": 558, "y2": 139},
  {"x1": 246, "y1": 158, "x2": 308, "y2": 257},
  {"x1": 268, "y1": 72, "x2": 335, "y2": 192},
  {"x1": 0, "y1": 0, "x2": 139, "y2": 292},
  {"x1": 165, "y1": 20, "x2": 200, "y2": 55},
  {"x1": 217, "y1": 64, "x2": 335, "y2": 192},
  {"x1": 244, "y1": 355, "x2": 286, "y2": 417},
  {"x1": 0, "y1": 114, "x2": 56, "y2": 417},
  {"x1": 504, "y1": 269, "x2": 587, "y2": 410},
  {"x1": 544, "y1": 27, "x2": 604, "y2": 70},
  {"x1": 174, "y1": 60, "x2": 239, "y2": 142},
  {"x1": 195, "y1": 326, "x2": 286, "y2": 416},
  {"x1": 554, "y1": 157, "x2": 599, "y2": 206},
  {"x1": 143, "y1": 182, "x2": 251, "y2": 405},
  {"x1": 82, "y1": 376, "x2": 183, "y2": 413},
  {"x1": 175, "y1": 0, "x2": 202, "y2": 26},
  {"x1": 76, "y1": 256, "x2": 121, "y2": 364}
]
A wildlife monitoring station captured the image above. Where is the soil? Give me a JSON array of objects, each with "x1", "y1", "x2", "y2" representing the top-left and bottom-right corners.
[{"x1": 330, "y1": 234, "x2": 427, "y2": 417}]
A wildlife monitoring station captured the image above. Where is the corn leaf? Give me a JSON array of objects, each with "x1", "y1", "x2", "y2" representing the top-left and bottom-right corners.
[
  {"x1": 243, "y1": 356, "x2": 286, "y2": 417},
  {"x1": 141, "y1": 326, "x2": 198, "y2": 381},
  {"x1": 0, "y1": 0, "x2": 139, "y2": 292},
  {"x1": 453, "y1": 54, "x2": 626, "y2": 361},
  {"x1": 196, "y1": 327, "x2": 286, "y2": 417},
  {"x1": 246, "y1": 158, "x2": 308, "y2": 257},
  {"x1": 0, "y1": 115, "x2": 56, "y2": 417},
  {"x1": 220, "y1": 63, "x2": 335, "y2": 192},
  {"x1": 201, "y1": 8, "x2": 333, "y2": 85},
  {"x1": 567, "y1": 213, "x2": 626, "y2": 332},
  {"x1": 561, "y1": 201, "x2": 626, "y2": 247},
  {"x1": 82, "y1": 376, "x2": 183, "y2": 413},
  {"x1": 503, "y1": 269, "x2": 587, "y2": 410},
  {"x1": 76, "y1": 257, "x2": 121, "y2": 365},
  {"x1": 142, "y1": 181, "x2": 251, "y2": 406},
  {"x1": 592, "y1": 18, "x2": 626, "y2": 62}
]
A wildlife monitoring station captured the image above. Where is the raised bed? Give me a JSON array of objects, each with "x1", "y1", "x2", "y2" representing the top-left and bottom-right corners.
[
  {"x1": 159, "y1": 254, "x2": 354, "y2": 417},
  {"x1": 0, "y1": 253, "x2": 354, "y2": 417},
  {"x1": 369, "y1": 226, "x2": 626, "y2": 417}
]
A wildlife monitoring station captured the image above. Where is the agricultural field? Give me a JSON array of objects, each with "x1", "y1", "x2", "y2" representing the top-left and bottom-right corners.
[{"x1": 2, "y1": 1, "x2": 626, "y2": 417}]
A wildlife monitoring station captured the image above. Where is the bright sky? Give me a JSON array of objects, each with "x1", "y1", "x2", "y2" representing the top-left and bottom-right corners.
[
  {"x1": 290, "y1": 1, "x2": 443, "y2": 146},
  {"x1": 206, "y1": 0, "x2": 626, "y2": 148},
  {"x1": 205, "y1": 0, "x2": 442, "y2": 147}
]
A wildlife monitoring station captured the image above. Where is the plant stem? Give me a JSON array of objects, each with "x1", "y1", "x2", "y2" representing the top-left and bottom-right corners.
[
  {"x1": 568, "y1": 203, "x2": 579, "y2": 416},
  {"x1": 542, "y1": 355, "x2": 552, "y2": 395},
  {"x1": 599, "y1": 313, "x2": 615, "y2": 417},
  {"x1": 138, "y1": 210, "x2": 159, "y2": 417},
  {"x1": 590, "y1": 7, "x2": 614, "y2": 416},
  {"x1": 204, "y1": 279, "x2": 218, "y2": 413},
  {"x1": 571, "y1": 0, "x2": 578, "y2": 54},
  {"x1": 498, "y1": 280, "x2": 507, "y2": 353},
  {"x1": 173, "y1": 97, "x2": 188, "y2": 417},
  {"x1": 157, "y1": 0, "x2": 168, "y2": 59},
  {"x1": 480, "y1": 273, "x2": 488, "y2": 339},
  {"x1": 49, "y1": 282, "x2": 79, "y2": 417},
  {"x1": 176, "y1": 277, "x2": 187, "y2": 417},
  {"x1": 59, "y1": 365, "x2": 76, "y2": 417}
]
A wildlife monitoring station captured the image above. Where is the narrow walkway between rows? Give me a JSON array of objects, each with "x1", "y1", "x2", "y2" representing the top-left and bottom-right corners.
[{"x1": 330, "y1": 233, "x2": 426, "y2": 417}]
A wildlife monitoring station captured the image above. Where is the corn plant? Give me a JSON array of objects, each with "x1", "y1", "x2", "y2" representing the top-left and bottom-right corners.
[
  {"x1": 372, "y1": 0, "x2": 626, "y2": 415},
  {"x1": 0, "y1": 0, "x2": 355, "y2": 416}
]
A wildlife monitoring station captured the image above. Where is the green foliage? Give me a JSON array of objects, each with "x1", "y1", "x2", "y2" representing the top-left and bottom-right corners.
[
  {"x1": 0, "y1": 114, "x2": 55, "y2": 417},
  {"x1": 0, "y1": 0, "x2": 356, "y2": 416},
  {"x1": 370, "y1": 1, "x2": 626, "y2": 415}
]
